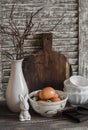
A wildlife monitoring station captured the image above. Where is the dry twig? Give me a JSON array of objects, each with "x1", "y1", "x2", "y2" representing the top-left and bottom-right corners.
[{"x1": 0, "y1": 2, "x2": 65, "y2": 60}]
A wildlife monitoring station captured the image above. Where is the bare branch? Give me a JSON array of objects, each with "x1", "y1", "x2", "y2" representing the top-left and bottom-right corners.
[
  {"x1": 8, "y1": 2, "x2": 20, "y2": 41},
  {"x1": 30, "y1": 23, "x2": 41, "y2": 35},
  {"x1": 47, "y1": 12, "x2": 65, "y2": 32},
  {"x1": 9, "y1": 4, "x2": 20, "y2": 36},
  {"x1": 3, "y1": 51, "x2": 14, "y2": 60},
  {"x1": 0, "y1": 25, "x2": 14, "y2": 35},
  {"x1": 25, "y1": 14, "x2": 29, "y2": 27},
  {"x1": 12, "y1": 35, "x2": 16, "y2": 48},
  {"x1": 21, "y1": 7, "x2": 43, "y2": 39},
  {"x1": 9, "y1": 3, "x2": 15, "y2": 21},
  {"x1": 22, "y1": 13, "x2": 33, "y2": 38},
  {"x1": 9, "y1": 20, "x2": 20, "y2": 36},
  {"x1": 32, "y1": 7, "x2": 43, "y2": 17},
  {"x1": 0, "y1": 2, "x2": 65, "y2": 60}
]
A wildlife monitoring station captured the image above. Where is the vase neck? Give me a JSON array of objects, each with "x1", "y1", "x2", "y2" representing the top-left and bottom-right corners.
[{"x1": 11, "y1": 59, "x2": 23, "y2": 71}]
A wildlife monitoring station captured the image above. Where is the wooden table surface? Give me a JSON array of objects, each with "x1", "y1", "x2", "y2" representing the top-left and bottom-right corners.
[{"x1": 0, "y1": 102, "x2": 88, "y2": 130}]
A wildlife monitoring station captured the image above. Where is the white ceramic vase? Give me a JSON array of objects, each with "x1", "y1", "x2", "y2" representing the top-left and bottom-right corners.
[{"x1": 6, "y1": 59, "x2": 28, "y2": 112}]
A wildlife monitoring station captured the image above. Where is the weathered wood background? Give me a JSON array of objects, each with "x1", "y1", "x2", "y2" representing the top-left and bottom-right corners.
[
  {"x1": 0, "y1": 0, "x2": 80, "y2": 100},
  {"x1": 79, "y1": 0, "x2": 88, "y2": 79}
]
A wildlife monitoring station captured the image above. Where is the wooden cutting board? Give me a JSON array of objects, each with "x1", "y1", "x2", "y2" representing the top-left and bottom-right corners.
[{"x1": 22, "y1": 33, "x2": 71, "y2": 92}]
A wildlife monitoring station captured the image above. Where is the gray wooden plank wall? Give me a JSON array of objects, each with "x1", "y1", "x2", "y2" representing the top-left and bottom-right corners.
[
  {"x1": 0, "y1": 0, "x2": 78, "y2": 100},
  {"x1": 79, "y1": 0, "x2": 88, "y2": 79}
]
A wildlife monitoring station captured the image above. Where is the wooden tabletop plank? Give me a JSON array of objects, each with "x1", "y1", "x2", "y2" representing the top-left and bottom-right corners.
[{"x1": 0, "y1": 101, "x2": 88, "y2": 130}]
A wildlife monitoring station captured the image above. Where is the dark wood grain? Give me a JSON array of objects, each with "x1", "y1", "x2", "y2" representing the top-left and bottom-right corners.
[{"x1": 23, "y1": 33, "x2": 71, "y2": 92}]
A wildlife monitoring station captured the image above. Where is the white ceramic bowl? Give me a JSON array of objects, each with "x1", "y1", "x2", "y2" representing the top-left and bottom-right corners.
[
  {"x1": 29, "y1": 90, "x2": 68, "y2": 117},
  {"x1": 70, "y1": 75, "x2": 88, "y2": 88},
  {"x1": 64, "y1": 78, "x2": 88, "y2": 93},
  {"x1": 64, "y1": 79, "x2": 88, "y2": 105},
  {"x1": 64, "y1": 79, "x2": 78, "y2": 93},
  {"x1": 67, "y1": 92, "x2": 88, "y2": 105}
]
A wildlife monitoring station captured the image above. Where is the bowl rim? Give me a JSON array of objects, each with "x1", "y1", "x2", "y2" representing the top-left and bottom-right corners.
[
  {"x1": 29, "y1": 90, "x2": 68, "y2": 106},
  {"x1": 70, "y1": 75, "x2": 88, "y2": 88},
  {"x1": 64, "y1": 78, "x2": 88, "y2": 89}
]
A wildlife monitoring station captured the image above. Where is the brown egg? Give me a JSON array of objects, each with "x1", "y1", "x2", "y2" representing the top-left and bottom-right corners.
[
  {"x1": 51, "y1": 97, "x2": 61, "y2": 102},
  {"x1": 38, "y1": 91, "x2": 44, "y2": 100},
  {"x1": 35, "y1": 91, "x2": 40, "y2": 97},
  {"x1": 54, "y1": 93, "x2": 59, "y2": 98},
  {"x1": 37, "y1": 100, "x2": 45, "y2": 103},
  {"x1": 39, "y1": 87, "x2": 56, "y2": 100}
]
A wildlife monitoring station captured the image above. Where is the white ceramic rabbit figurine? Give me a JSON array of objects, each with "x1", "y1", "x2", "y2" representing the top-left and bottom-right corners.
[{"x1": 19, "y1": 94, "x2": 31, "y2": 121}]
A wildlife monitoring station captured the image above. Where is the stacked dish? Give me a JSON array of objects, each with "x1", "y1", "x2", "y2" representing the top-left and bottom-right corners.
[{"x1": 64, "y1": 75, "x2": 88, "y2": 105}]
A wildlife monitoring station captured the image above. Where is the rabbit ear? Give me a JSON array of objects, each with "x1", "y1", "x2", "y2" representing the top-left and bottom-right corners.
[
  {"x1": 19, "y1": 94, "x2": 24, "y2": 101},
  {"x1": 24, "y1": 94, "x2": 29, "y2": 100}
]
